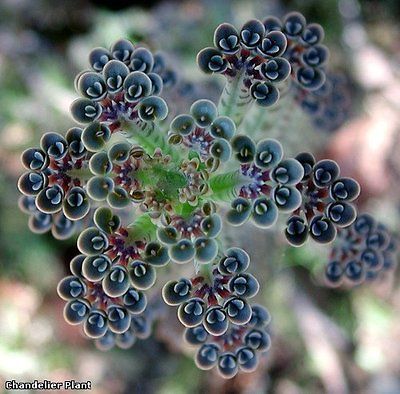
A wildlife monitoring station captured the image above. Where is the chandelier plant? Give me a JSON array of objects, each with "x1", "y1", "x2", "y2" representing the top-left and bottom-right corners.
[{"x1": 17, "y1": 11, "x2": 397, "y2": 378}]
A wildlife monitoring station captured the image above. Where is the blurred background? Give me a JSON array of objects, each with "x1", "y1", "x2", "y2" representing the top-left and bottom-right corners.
[{"x1": 0, "y1": 0, "x2": 399, "y2": 393}]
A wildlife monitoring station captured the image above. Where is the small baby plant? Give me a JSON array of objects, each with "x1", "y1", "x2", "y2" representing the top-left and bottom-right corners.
[
  {"x1": 325, "y1": 214, "x2": 398, "y2": 286},
  {"x1": 17, "y1": 12, "x2": 397, "y2": 379}
]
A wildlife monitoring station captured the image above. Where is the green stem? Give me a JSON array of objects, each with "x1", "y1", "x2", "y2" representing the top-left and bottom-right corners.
[
  {"x1": 240, "y1": 79, "x2": 294, "y2": 138},
  {"x1": 199, "y1": 262, "x2": 214, "y2": 283},
  {"x1": 218, "y1": 72, "x2": 252, "y2": 126},
  {"x1": 240, "y1": 103, "x2": 269, "y2": 137}
]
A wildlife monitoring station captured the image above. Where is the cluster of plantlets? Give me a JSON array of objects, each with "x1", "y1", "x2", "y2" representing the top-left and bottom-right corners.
[
  {"x1": 325, "y1": 214, "x2": 398, "y2": 286},
  {"x1": 294, "y1": 73, "x2": 352, "y2": 133},
  {"x1": 17, "y1": 11, "x2": 397, "y2": 378}
]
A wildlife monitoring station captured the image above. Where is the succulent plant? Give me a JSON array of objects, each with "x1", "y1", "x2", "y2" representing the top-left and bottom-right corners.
[{"x1": 17, "y1": 11, "x2": 398, "y2": 379}]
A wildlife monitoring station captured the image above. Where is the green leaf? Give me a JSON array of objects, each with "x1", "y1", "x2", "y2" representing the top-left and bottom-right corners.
[{"x1": 209, "y1": 170, "x2": 239, "y2": 201}]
